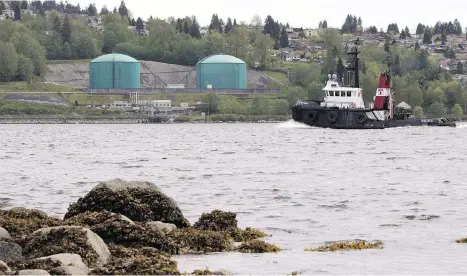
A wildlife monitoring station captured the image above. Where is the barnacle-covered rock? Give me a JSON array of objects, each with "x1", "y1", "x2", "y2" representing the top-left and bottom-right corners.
[
  {"x1": 456, "y1": 237, "x2": 467, "y2": 243},
  {"x1": 0, "y1": 260, "x2": 11, "y2": 274},
  {"x1": 0, "y1": 208, "x2": 61, "y2": 243},
  {"x1": 16, "y1": 269, "x2": 50, "y2": 275},
  {"x1": 7, "y1": 258, "x2": 61, "y2": 272},
  {"x1": 235, "y1": 239, "x2": 281, "y2": 253},
  {"x1": 93, "y1": 244, "x2": 180, "y2": 275},
  {"x1": 22, "y1": 226, "x2": 110, "y2": 267},
  {"x1": 64, "y1": 211, "x2": 176, "y2": 254},
  {"x1": 191, "y1": 268, "x2": 230, "y2": 275},
  {"x1": 64, "y1": 179, "x2": 190, "y2": 228},
  {"x1": 168, "y1": 228, "x2": 233, "y2": 254},
  {"x1": 304, "y1": 240, "x2": 384, "y2": 252}
]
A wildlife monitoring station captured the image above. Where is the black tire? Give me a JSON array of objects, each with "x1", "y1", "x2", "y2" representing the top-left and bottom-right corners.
[
  {"x1": 328, "y1": 111, "x2": 338, "y2": 123},
  {"x1": 356, "y1": 113, "x2": 367, "y2": 124},
  {"x1": 307, "y1": 110, "x2": 317, "y2": 122}
]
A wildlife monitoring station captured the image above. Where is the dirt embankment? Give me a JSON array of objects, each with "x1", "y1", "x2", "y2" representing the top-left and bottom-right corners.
[{"x1": 44, "y1": 61, "x2": 273, "y2": 89}]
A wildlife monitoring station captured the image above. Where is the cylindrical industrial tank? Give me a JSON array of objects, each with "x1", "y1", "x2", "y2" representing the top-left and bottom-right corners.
[
  {"x1": 89, "y1": 53, "x2": 140, "y2": 89},
  {"x1": 196, "y1": 54, "x2": 247, "y2": 89}
]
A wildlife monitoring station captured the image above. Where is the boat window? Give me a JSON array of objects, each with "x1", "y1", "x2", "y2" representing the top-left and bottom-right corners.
[
  {"x1": 341, "y1": 91, "x2": 345, "y2": 97},
  {"x1": 329, "y1": 91, "x2": 334, "y2": 96},
  {"x1": 347, "y1": 91, "x2": 351, "y2": 97}
]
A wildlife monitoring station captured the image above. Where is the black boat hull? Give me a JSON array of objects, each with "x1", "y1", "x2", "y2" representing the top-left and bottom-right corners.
[{"x1": 292, "y1": 104, "x2": 456, "y2": 129}]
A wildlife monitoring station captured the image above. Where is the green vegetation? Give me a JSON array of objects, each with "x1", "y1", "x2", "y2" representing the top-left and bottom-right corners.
[
  {"x1": 304, "y1": 240, "x2": 384, "y2": 252},
  {"x1": 1, "y1": 1, "x2": 467, "y2": 118}
]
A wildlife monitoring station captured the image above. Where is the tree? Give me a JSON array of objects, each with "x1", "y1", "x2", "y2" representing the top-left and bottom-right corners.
[
  {"x1": 209, "y1": 13, "x2": 223, "y2": 33},
  {"x1": 100, "y1": 5, "x2": 109, "y2": 15},
  {"x1": 404, "y1": 26, "x2": 411, "y2": 38},
  {"x1": 0, "y1": 42, "x2": 19, "y2": 82},
  {"x1": 416, "y1": 23, "x2": 424, "y2": 36},
  {"x1": 422, "y1": 29, "x2": 432, "y2": 44},
  {"x1": 88, "y1": 4, "x2": 97, "y2": 16},
  {"x1": 322, "y1": 20, "x2": 328, "y2": 28},
  {"x1": 224, "y1": 18, "x2": 233, "y2": 33},
  {"x1": 135, "y1": 17, "x2": 144, "y2": 35},
  {"x1": 279, "y1": 26, "x2": 289, "y2": 48},
  {"x1": 427, "y1": 102, "x2": 446, "y2": 118},
  {"x1": 457, "y1": 62, "x2": 464, "y2": 74},
  {"x1": 452, "y1": 104, "x2": 464, "y2": 117},
  {"x1": 0, "y1": 2, "x2": 6, "y2": 13},
  {"x1": 190, "y1": 17, "x2": 201, "y2": 39},
  {"x1": 14, "y1": 4, "x2": 21, "y2": 21},
  {"x1": 61, "y1": 15, "x2": 71, "y2": 43},
  {"x1": 400, "y1": 30, "x2": 406, "y2": 39},
  {"x1": 441, "y1": 33, "x2": 447, "y2": 45},
  {"x1": 21, "y1": 1, "x2": 28, "y2": 9},
  {"x1": 17, "y1": 55, "x2": 34, "y2": 82},
  {"x1": 118, "y1": 0, "x2": 128, "y2": 18},
  {"x1": 415, "y1": 41, "x2": 420, "y2": 51},
  {"x1": 413, "y1": 106, "x2": 424, "y2": 118}
]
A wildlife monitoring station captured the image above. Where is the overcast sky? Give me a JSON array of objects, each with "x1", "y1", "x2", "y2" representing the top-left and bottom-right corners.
[{"x1": 70, "y1": 0, "x2": 466, "y2": 32}]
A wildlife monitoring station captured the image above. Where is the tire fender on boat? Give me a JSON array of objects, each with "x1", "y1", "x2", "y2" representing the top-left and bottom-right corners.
[
  {"x1": 356, "y1": 112, "x2": 367, "y2": 124},
  {"x1": 307, "y1": 110, "x2": 317, "y2": 122},
  {"x1": 328, "y1": 111, "x2": 338, "y2": 123}
]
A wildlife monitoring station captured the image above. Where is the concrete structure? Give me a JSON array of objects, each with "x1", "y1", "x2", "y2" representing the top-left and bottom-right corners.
[
  {"x1": 89, "y1": 53, "x2": 140, "y2": 89},
  {"x1": 196, "y1": 54, "x2": 247, "y2": 89}
]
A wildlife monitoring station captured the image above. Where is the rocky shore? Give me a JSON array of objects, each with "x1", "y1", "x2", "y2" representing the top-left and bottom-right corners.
[
  {"x1": 0, "y1": 118, "x2": 147, "y2": 124},
  {"x1": 0, "y1": 179, "x2": 281, "y2": 275}
]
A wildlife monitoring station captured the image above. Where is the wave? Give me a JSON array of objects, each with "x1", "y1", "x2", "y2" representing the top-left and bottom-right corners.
[{"x1": 276, "y1": 120, "x2": 311, "y2": 129}]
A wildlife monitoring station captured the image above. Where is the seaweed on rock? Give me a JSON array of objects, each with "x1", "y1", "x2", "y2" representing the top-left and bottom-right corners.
[
  {"x1": 304, "y1": 240, "x2": 384, "y2": 252},
  {"x1": 168, "y1": 228, "x2": 233, "y2": 254},
  {"x1": 93, "y1": 245, "x2": 180, "y2": 275},
  {"x1": 22, "y1": 227, "x2": 101, "y2": 267},
  {"x1": 63, "y1": 211, "x2": 177, "y2": 254},
  {"x1": 235, "y1": 239, "x2": 281, "y2": 253},
  {"x1": 7, "y1": 258, "x2": 61, "y2": 272},
  {"x1": 0, "y1": 208, "x2": 61, "y2": 244},
  {"x1": 63, "y1": 179, "x2": 190, "y2": 228},
  {"x1": 193, "y1": 210, "x2": 268, "y2": 242},
  {"x1": 456, "y1": 238, "x2": 467, "y2": 243}
]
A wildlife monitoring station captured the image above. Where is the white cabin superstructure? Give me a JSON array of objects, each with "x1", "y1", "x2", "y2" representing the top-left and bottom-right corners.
[{"x1": 321, "y1": 74, "x2": 365, "y2": 109}]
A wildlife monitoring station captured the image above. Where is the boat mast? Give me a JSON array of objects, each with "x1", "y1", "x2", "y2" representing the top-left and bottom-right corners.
[{"x1": 346, "y1": 37, "x2": 361, "y2": 88}]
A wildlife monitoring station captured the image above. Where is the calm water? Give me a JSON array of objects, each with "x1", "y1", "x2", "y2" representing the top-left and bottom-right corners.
[{"x1": 1, "y1": 122, "x2": 467, "y2": 274}]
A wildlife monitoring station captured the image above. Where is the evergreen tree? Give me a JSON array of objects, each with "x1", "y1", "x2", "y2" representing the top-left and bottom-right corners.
[
  {"x1": 21, "y1": 1, "x2": 28, "y2": 9},
  {"x1": 322, "y1": 20, "x2": 327, "y2": 28},
  {"x1": 87, "y1": 4, "x2": 97, "y2": 16},
  {"x1": 384, "y1": 40, "x2": 390, "y2": 52},
  {"x1": 0, "y1": 1, "x2": 6, "y2": 13},
  {"x1": 454, "y1": 19, "x2": 462, "y2": 35},
  {"x1": 14, "y1": 4, "x2": 21, "y2": 21},
  {"x1": 422, "y1": 29, "x2": 432, "y2": 44},
  {"x1": 404, "y1": 26, "x2": 411, "y2": 38},
  {"x1": 414, "y1": 41, "x2": 420, "y2": 51},
  {"x1": 136, "y1": 17, "x2": 144, "y2": 35},
  {"x1": 131, "y1": 18, "x2": 136, "y2": 26},
  {"x1": 456, "y1": 62, "x2": 464, "y2": 74},
  {"x1": 332, "y1": 45, "x2": 338, "y2": 58},
  {"x1": 209, "y1": 13, "x2": 223, "y2": 33},
  {"x1": 434, "y1": 22, "x2": 441, "y2": 34},
  {"x1": 233, "y1": 19, "x2": 237, "y2": 27},
  {"x1": 53, "y1": 16, "x2": 61, "y2": 34},
  {"x1": 113, "y1": 7, "x2": 117, "y2": 14},
  {"x1": 176, "y1": 18, "x2": 183, "y2": 33},
  {"x1": 183, "y1": 20, "x2": 190, "y2": 34},
  {"x1": 225, "y1": 18, "x2": 233, "y2": 33},
  {"x1": 279, "y1": 26, "x2": 289, "y2": 48},
  {"x1": 318, "y1": 21, "x2": 322, "y2": 29},
  {"x1": 393, "y1": 55, "x2": 401, "y2": 76},
  {"x1": 416, "y1": 23, "x2": 424, "y2": 35},
  {"x1": 441, "y1": 33, "x2": 447, "y2": 45},
  {"x1": 61, "y1": 15, "x2": 71, "y2": 44},
  {"x1": 190, "y1": 17, "x2": 201, "y2": 38},
  {"x1": 100, "y1": 5, "x2": 109, "y2": 15},
  {"x1": 118, "y1": 0, "x2": 128, "y2": 17},
  {"x1": 400, "y1": 31, "x2": 406, "y2": 39},
  {"x1": 387, "y1": 23, "x2": 399, "y2": 34}
]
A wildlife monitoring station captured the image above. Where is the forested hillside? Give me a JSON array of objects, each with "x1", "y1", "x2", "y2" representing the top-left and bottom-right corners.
[{"x1": 0, "y1": 1, "x2": 466, "y2": 117}]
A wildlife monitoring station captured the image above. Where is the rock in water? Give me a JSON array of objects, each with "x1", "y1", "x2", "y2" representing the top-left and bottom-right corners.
[
  {"x1": 22, "y1": 226, "x2": 110, "y2": 267},
  {"x1": 16, "y1": 269, "x2": 50, "y2": 275},
  {"x1": 63, "y1": 179, "x2": 190, "y2": 228},
  {"x1": 64, "y1": 211, "x2": 177, "y2": 254},
  {"x1": 193, "y1": 210, "x2": 238, "y2": 232},
  {"x1": 0, "y1": 208, "x2": 61, "y2": 243},
  {"x1": 93, "y1": 245, "x2": 180, "y2": 275}
]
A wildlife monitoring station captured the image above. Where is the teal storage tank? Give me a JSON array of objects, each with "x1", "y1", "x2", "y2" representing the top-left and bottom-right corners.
[
  {"x1": 89, "y1": 53, "x2": 140, "y2": 89},
  {"x1": 196, "y1": 54, "x2": 247, "y2": 89}
]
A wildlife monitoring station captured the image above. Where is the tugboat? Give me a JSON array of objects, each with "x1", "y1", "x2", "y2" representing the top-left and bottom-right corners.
[{"x1": 291, "y1": 38, "x2": 456, "y2": 129}]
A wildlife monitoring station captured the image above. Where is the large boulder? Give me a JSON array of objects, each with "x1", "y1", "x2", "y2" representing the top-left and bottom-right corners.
[
  {"x1": 36, "y1": 253, "x2": 89, "y2": 275},
  {"x1": 0, "y1": 226, "x2": 10, "y2": 240},
  {"x1": 22, "y1": 226, "x2": 110, "y2": 267},
  {"x1": 64, "y1": 211, "x2": 177, "y2": 254},
  {"x1": 0, "y1": 260, "x2": 10, "y2": 274},
  {"x1": 15, "y1": 269, "x2": 50, "y2": 275},
  {"x1": 63, "y1": 179, "x2": 190, "y2": 228},
  {"x1": 0, "y1": 241, "x2": 22, "y2": 262},
  {"x1": 167, "y1": 228, "x2": 233, "y2": 254},
  {"x1": 0, "y1": 208, "x2": 61, "y2": 243},
  {"x1": 93, "y1": 245, "x2": 180, "y2": 275}
]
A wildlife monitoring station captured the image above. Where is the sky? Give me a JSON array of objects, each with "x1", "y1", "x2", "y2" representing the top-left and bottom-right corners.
[{"x1": 70, "y1": 0, "x2": 467, "y2": 33}]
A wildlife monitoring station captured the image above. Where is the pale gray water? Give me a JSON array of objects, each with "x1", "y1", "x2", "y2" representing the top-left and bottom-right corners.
[{"x1": 1, "y1": 122, "x2": 467, "y2": 274}]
